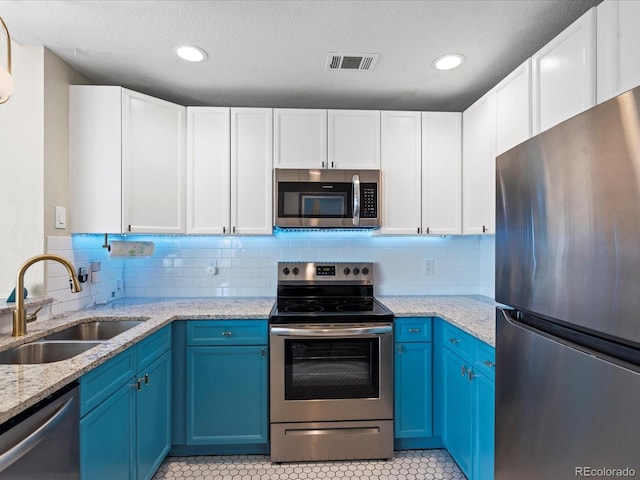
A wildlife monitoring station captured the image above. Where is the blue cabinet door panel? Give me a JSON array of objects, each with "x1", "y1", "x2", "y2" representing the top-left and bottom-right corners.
[
  {"x1": 186, "y1": 345, "x2": 268, "y2": 445},
  {"x1": 394, "y1": 342, "x2": 433, "y2": 438},
  {"x1": 474, "y1": 374, "x2": 495, "y2": 480},
  {"x1": 80, "y1": 382, "x2": 135, "y2": 480}
]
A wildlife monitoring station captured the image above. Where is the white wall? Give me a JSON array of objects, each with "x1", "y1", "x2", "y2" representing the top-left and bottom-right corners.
[{"x1": 0, "y1": 43, "x2": 45, "y2": 298}]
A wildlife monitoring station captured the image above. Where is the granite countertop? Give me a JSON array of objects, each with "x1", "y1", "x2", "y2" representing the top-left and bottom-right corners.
[{"x1": 0, "y1": 295, "x2": 497, "y2": 425}]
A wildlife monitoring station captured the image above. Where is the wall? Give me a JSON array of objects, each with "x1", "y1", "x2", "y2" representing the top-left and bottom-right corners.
[
  {"x1": 0, "y1": 43, "x2": 45, "y2": 298},
  {"x1": 46, "y1": 233, "x2": 495, "y2": 314},
  {"x1": 43, "y1": 48, "x2": 90, "y2": 239}
]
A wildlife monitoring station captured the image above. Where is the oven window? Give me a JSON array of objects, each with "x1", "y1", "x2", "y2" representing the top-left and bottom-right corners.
[{"x1": 284, "y1": 338, "x2": 380, "y2": 400}]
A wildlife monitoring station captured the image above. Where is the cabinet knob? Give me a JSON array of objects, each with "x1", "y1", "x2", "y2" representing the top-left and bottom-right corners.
[
  {"x1": 136, "y1": 379, "x2": 142, "y2": 391},
  {"x1": 232, "y1": 226, "x2": 236, "y2": 234},
  {"x1": 482, "y1": 225, "x2": 488, "y2": 233},
  {"x1": 461, "y1": 365, "x2": 468, "y2": 376},
  {"x1": 261, "y1": 348, "x2": 266, "y2": 357},
  {"x1": 467, "y1": 370, "x2": 477, "y2": 382},
  {"x1": 396, "y1": 344, "x2": 402, "y2": 354},
  {"x1": 223, "y1": 226, "x2": 226, "y2": 234},
  {"x1": 408, "y1": 328, "x2": 421, "y2": 333},
  {"x1": 449, "y1": 338, "x2": 461, "y2": 345},
  {"x1": 221, "y1": 331, "x2": 233, "y2": 336},
  {"x1": 144, "y1": 373, "x2": 149, "y2": 385},
  {"x1": 483, "y1": 360, "x2": 496, "y2": 368},
  {"x1": 322, "y1": 161, "x2": 325, "y2": 168}
]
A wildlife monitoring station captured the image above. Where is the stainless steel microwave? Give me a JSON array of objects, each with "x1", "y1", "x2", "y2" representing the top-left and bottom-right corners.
[{"x1": 274, "y1": 169, "x2": 381, "y2": 228}]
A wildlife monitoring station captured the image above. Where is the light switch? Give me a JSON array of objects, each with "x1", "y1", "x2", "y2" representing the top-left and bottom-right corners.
[{"x1": 54, "y1": 206, "x2": 66, "y2": 229}]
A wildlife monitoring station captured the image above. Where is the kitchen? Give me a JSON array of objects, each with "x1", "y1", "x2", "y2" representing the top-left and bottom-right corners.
[{"x1": 0, "y1": 1, "x2": 639, "y2": 479}]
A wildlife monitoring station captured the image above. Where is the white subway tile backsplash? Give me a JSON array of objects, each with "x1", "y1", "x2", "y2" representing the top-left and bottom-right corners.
[{"x1": 45, "y1": 233, "x2": 495, "y2": 308}]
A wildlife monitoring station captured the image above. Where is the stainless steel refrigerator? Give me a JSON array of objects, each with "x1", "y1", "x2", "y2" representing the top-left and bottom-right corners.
[{"x1": 495, "y1": 86, "x2": 640, "y2": 480}]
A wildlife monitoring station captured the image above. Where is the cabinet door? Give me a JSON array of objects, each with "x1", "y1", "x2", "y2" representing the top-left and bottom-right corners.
[
  {"x1": 186, "y1": 107, "x2": 231, "y2": 234},
  {"x1": 495, "y1": 60, "x2": 532, "y2": 156},
  {"x1": 81, "y1": 383, "x2": 135, "y2": 480},
  {"x1": 137, "y1": 351, "x2": 171, "y2": 480},
  {"x1": 186, "y1": 345, "x2": 268, "y2": 445},
  {"x1": 380, "y1": 111, "x2": 422, "y2": 235},
  {"x1": 462, "y1": 92, "x2": 495, "y2": 235},
  {"x1": 442, "y1": 347, "x2": 473, "y2": 478},
  {"x1": 69, "y1": 85, "x2": 123, "y2": 233},
  {"x1": 473, "y1": 374, "x2": 495, "y2": 480},
  {"x1": 422, "y1": 112, "x2": 462, "y2": 235},
  {"x1": 394, "y1": 342, "x2": 433, "y2": 440},
  {"x1": 532, "y1": 8, "x2": 596, "y2": 134},
  {"x1": 274, "y1": 109, "x2": 327, "y2": 168},
  {"x1": 597, "y1": 0, "x2": 640, "y2": 103},
  {"x1": 328, "y1": 110, "x2": 381, "y2": 169},
  {"x1": 231, "y1": 108, "x2": 273, "y2": 235},
  {"x1": 122, "y1": 89, "x2": 186, "y2": 233}
]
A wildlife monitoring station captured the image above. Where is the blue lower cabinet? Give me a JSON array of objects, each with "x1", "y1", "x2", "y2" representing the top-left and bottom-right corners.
[
  {"x1": 473, "y1": 373, "x2": 495, "y2": 480},
  {"x1": 442, "y1": 346, "x2": 474, "y2": 477},
  {"x1": 80, "y1": 326, "x2": 172, "y2": 480},
  {"x1": 80, "y1": 377, "x2": 136, "y2": 480},
  {"x1": 137, "y1": 350, "x2": 172, "y2": 480},
  {"x1": 186, "y1": 345, "x2": 268, "y2": 447},
  {"x1": 439, "y1": 320, "x2": 496, "y2": 480}
]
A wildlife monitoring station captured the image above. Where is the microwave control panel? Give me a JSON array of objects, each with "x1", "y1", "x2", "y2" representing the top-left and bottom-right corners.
[{"x1": 361, "y1": 183, "x2": 378, "y2": 218}]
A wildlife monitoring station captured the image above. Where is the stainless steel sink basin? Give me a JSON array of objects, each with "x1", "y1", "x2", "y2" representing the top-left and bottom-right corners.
[
  {"x1": 43, "y1": 320, "x2": 145, "y2": 341},
  {"x1": 0, "y1": 341, "x2": 102, "y2": 364}
]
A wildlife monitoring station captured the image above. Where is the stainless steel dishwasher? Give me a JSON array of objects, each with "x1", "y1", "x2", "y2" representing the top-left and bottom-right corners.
[{"x1": 0, "y1": 382, "x2": 79, "y2": 479}]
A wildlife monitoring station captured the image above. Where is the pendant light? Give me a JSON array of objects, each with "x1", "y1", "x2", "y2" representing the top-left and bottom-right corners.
[{"x1": 0, "y1": 16, "x2": 14, "y2": 104}]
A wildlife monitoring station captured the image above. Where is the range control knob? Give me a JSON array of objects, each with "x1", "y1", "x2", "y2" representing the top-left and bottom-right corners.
[
  {"x1": 282, "y1": 267, "x2": 290, "y2": 275},
  {"x1": 343, "y1": 267, "x2": 351, "y2": 275},
  {"x1": 292, "y1": 267, "x2": 300, "y2": 275},
  {"x1": 353, "y1": 267, "x2": 360, "y2": 275},
  {"x1": 362, "y1": 267, "x2": 369, "y2": 275}
]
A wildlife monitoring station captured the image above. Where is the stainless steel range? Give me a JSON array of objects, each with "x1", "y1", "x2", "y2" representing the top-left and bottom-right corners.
[{"x1": 269, "y1": 261, "x2": 394, "y2": 463}]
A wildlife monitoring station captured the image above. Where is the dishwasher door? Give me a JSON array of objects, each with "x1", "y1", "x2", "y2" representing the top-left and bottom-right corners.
[{"x1": 0, "y1": 383, "x2": 79, "y2": 479}]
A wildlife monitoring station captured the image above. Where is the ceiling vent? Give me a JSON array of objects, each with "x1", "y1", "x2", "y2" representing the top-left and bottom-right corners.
[{"x1": 325, "y1": 53, "x2": 380, "y2": 72}]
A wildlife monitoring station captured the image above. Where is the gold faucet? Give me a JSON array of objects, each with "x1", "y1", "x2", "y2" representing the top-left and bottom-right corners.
[{"x1": 12, "y1": 254, "x2": 83, "y2": 336}]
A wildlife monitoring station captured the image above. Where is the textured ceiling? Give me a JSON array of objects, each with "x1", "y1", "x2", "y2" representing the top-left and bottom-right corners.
[{"x1": 0, "y1": 0, "x2": 602, "y2": 111}]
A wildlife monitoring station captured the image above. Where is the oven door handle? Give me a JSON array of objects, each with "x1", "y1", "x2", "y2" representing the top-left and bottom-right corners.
[
  {"x1": 270, "y1": 325, "x2": 392, "y2": 337},
  {"x1": 352, "y1": 174, "x2": 360, "y2": 226}
]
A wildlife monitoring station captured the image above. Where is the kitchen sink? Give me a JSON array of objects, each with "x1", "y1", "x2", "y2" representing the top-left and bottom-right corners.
[
  {"x1": 0, "y1": 341, "x2": 103, "y2": 364},
  {"x1": 43, "y1": 319, "x2": 146, "y2": 341}
]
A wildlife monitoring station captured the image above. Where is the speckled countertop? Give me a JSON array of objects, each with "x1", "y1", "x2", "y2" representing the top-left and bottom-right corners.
[{"x1": 0, "y1": 295, "x2": 497, "y2": 424}]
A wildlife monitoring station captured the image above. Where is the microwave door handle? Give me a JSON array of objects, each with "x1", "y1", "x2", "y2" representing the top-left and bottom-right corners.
[{"x1": 352, "y1": 174, "x2": 360, "y2": 226}]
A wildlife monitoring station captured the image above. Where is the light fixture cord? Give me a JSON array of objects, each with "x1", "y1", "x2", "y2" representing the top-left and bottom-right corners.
[{"x1": 0, "y1": 15, "x2": 12, "y2": 105}]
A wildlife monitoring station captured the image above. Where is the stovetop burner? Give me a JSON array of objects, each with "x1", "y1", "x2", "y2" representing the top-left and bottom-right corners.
[{"x1": 270, "y1": 262, "x2": 393, "y2": 324}]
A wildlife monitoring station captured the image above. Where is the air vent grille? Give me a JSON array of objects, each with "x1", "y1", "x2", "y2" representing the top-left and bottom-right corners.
[{"x1": 325, "y1": 53, "x2": 380, "y2": 71}]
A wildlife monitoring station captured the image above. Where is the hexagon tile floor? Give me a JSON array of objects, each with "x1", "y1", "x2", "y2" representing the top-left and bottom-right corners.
[{"x1": 152, "y1": 449, "x2": 467, "y2": 480}]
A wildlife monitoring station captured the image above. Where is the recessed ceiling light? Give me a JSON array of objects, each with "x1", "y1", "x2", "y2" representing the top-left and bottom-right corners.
[
  {"x1": 175, "y1": 45, "x2": 208, "y2": 63},
  {"x1": 432, "y1": 53, "x2": 465, "y2": 71}
]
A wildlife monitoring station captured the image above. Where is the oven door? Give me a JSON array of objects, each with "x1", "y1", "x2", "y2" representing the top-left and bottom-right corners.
[{"x1": 269, "y1": 324, "x2": 393, "y2": 423}]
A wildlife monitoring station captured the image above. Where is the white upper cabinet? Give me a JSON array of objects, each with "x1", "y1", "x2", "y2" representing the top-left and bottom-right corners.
[
  {"x1": 186, "y1": 107, "x2": 231, "y2": 234},
  {"x1": 274, "y1": 109, "x2": 327, "y2": 169},
  {"x1": 494, "y1": 60, "x2": 532, "y2": 156},
  {"x1": 70, "y1": 86, "x2": 186, "y2": 234},
  {"x1": 532, "y1": 8, "x2": 596, "y2": 134},
  {"x1": 231, "y1": 108, "x2": 273, "y2": 235},
  {"x1": 122, "y1": 89, "x2": 186, "y2": 234},
  {"x1": 328, "y1": 110, "x2": 381, "y2": 169},
  {"x1": 422, "y1": 112, "x2": 462, "y2": 235},
  {"x1": 597, "y1": 0, "x2": 640, "y2": 104},
  {"x1": 380, "y1": 111, "x2": 422, "y2": 235},
  {"x1": 462, "y1": 91, "x2": 495, "y2": 236}
]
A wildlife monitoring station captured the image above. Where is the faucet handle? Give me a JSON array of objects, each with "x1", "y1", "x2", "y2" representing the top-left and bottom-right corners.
[{"x1": 26, "y1": 305, "x2": 43, "y2": 323}]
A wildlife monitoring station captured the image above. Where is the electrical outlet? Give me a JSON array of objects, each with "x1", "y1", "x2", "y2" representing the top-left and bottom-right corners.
[
  {"x1": 206, "y1": 261, "x2": 217, "y2": 276},
  {"x1": 424, "y1": 259, "x2": 435, "y2": 275}
]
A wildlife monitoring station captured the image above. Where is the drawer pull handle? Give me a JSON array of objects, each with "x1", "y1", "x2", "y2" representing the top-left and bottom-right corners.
[
  {"x1": 449, "y1": 338, "x2": 461, "y2": 345},
  {"x1": 468, "y1": 370, "x2": 477, "y2": 382},
  {"x1": 461, "y1": 365, "x2": 468, "y2": 376},
  {"x1": 408, "y1": 328, "x2": 421, "y2": 333},
  {"x1": 483, "y1": 360, "x2": 496, "y2": 368},
  {"x1": 221, "y1": 331, "x2": 233, "y2": 336},
  {"x1": 144, "y1": 373, "x2": 149, "y2": 385}
]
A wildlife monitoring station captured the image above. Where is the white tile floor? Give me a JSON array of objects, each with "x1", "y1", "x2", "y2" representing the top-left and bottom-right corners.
[{"x1": 153, "y1": 449, "x2": 467, "y2": 480}]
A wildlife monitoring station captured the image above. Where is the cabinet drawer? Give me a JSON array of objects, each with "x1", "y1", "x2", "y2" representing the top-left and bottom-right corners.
[
  {"x1": 441, "y1": 322, "x2": 474, "y2": 363},
  {"x1": 81, "y1": 348, "x2": 136, "y2": 417},
  {"x1": 394, "y1": 318, "x2": 432, "y2": 343},
  {"x1": 137, "y1": 325, "x2": 171, "y2": 371},
  {"x1": 186, "y1": 320, "x2": 268, "y2": 346},
  {"x1": 474, "y1": 341, "x2": 496, "y2": 382}
]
